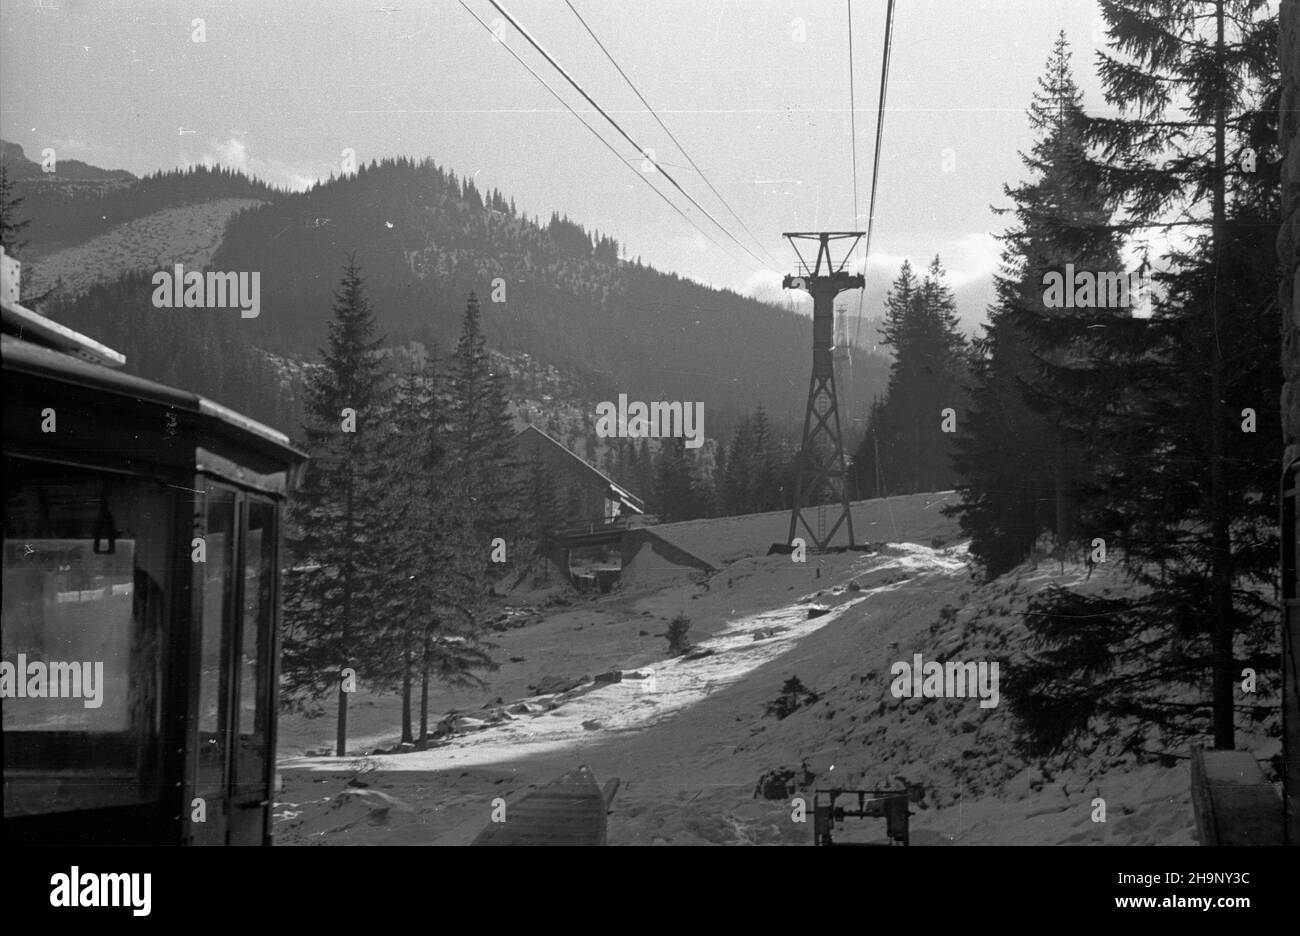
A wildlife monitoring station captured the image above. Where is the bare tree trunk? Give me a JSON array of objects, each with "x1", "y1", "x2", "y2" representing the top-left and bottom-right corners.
[
  {"x1": 1054, "y1": 436, "x2": 1069, "y2": 553},
  {"x1": 400, "y1": 637, "x2": 413, "y2": 744},
  {"x1": 418, "y1": 626, "x2": 432, "y2": 743},
  {"x1": 337, "y1": 462, "x2": 353, "y2": 757}
]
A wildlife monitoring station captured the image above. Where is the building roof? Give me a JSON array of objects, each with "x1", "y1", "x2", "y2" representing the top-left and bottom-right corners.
[
  {"x1": 512, "y1": 423, "x2": 645, "y2": 514},
  {"x1": 1, "y1": 279, "x2": 125, "y2": 369},
  {"x1": 2, "y1": 294, "x2": 306, "y2": 470}
]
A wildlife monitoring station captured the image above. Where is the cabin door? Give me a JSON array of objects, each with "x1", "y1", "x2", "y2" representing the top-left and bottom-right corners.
[
  {"x1": 228, "y1": 498, "x2": 275, "y2": 845},
  {"x1": 192, "y1": 485, "x2": 276, "y2": 845}
]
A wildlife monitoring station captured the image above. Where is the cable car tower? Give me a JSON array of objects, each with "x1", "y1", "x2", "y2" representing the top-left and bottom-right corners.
[{"x1": 783, "y1": 232, "x2": 863, "y2": 551}]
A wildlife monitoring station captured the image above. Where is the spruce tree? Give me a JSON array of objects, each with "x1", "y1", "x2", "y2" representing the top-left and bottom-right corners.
[
  {"x1": 0, "y1": 163, "x2": 30, "y2": 255},
  {"x1": 949, "y1": 33, "x2": 1125, "y2": 575},
  {"x1": 654, "y1": 438, "x2": 703, "y2": 521},
  {"x1": 636, "y1": 439, "x2": 655, "y2": 510},
  {"x1": 853, "y1": 397, "x2": 890, "y2": 499},
  {"x1": 522, "y1": 445, "x2": 563, "y2": 582},
  {"x1": 721, "y1": 415, "x2": 754, "y2": 515},
  {"x1": 1006, "y1": 1, "x2": 1281, "y2": 753},
  {"x1": 748, "y1": 405, "x2": 779, "y2": 511},
  {"x1": 370, "y1": 363, "x2": 429, "y2": 743},
  {"x1": 282, "y1": 260, "x2": 391, "y2": 755},
  {"x1": 854, "y1": 258, "x2": 968, "y2": 496},
  {"x1": 852, "y1": 263, "x2": 917, "y2": 498},
  {"x1": 448, "y1": 291, "x2": 523, "y2": 586},
  {"x1": 374, "y1": 349, "x2": 497, "y2": 743}
]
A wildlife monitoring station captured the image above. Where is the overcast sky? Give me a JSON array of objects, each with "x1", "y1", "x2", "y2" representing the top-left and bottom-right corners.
[{"x1": 1, "y1": 0, "x2": 1120, "y2": 334}]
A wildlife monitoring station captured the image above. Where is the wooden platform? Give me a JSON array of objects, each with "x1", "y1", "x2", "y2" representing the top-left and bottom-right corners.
[
  {"x1": 471, "y1": 766, "x2": 608, "y2": 846},
  {"x1": 1190, "y1": 748, "x2": 1283, "y2": 845}
]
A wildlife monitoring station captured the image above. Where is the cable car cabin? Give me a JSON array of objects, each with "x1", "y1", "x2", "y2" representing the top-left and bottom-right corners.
[{"x1": 1, "y1": 259, "x2": 306, "y2": 845}]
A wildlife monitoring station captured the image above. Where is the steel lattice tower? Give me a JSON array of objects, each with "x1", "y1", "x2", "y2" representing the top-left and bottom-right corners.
[{"x1": 783, "y1": 232, "x2": 864, "y2": 551}]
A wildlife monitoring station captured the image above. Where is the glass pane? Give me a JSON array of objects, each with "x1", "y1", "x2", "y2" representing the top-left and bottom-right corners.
[
  {"x1": 235, "y1": 500, "x2": 274, "y2": 797},
  {"x1": 198, "y1": 492, "x2": 235, "y2": 736},
  {"x1": 2, "y1": 460, "x2": 168, "y2": 817},
  {"x1": 193, "y1": 487, "x2": 235, "y2": 843}
]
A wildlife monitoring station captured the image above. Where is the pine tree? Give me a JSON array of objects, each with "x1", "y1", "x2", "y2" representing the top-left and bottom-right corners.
[
  {"x1": 372, "y1": 347, "x2": 497, "y2": 744},
  {"x1": 654, "y1": 438, "x2": 703, "y2": 521},
  {"x1": 949, "y1": 33, "x2": 1125, "y2": 576},
  {"x1": 854, "y1": 258, "x2": 968, "y2": 496},
  {"x1": 748, "y1": 405, "x2": 779, "y2": 511},
  {"x1": 370, "y1": 364, "x2": 429, "y2": 743},
  {"x1": 1006, "y1": 1, "x2": 1281, "y2": 753},
  {"x1": 448, "y1": 292, "x2": 523, "y2": 586},
  {"x1": 721, "y1": 415, "x2": 754, "y2": 514},
  {"x1": 853, "y1": 263, "x2": 917, "y2": 497},
  {"x1": 0, "y1": 163, "x2": 30, "y2": 255},
  {"x1": 282, "y1": 260, "x2": 392, "y2": 755},
  {"x1": 853, "y1": 397, "x2": 890, "y2": 499},
  {"x1": 522, "y1": 445, "x2": 563, "y2": 583},
  {"x1": 636, "y1": 438, "x2": 655, "y2": 510},
  {"x1": 877, "y1": 259, "x2": 920, "y2": 356}
]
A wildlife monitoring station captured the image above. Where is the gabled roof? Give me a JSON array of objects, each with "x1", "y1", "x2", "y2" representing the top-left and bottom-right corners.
[{"x1": 512, "y1": 423, "x2": 645, "y2": 514}]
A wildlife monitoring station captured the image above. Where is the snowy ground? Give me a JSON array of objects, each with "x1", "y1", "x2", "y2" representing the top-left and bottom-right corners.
[
  {"x1": 274, "y1": 522, "x2": 1281, "y2": 845},
  {"x1": 280, "y1": 545, "x2": 958, "y2": 777}
]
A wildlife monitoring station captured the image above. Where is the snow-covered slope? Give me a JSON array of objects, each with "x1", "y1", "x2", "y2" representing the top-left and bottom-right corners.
[{"x1": 273, "y1": 534, "x2": 1276, "y2": 845}]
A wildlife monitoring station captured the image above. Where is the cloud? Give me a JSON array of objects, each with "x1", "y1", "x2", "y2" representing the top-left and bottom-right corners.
[
  {"x1": 48, "y1": 136, "x2": 91, "y2": 156},
  {"x1": 847, "y1": 251, "x2": 914, "y2": 278},
  {"x1": 739, "y1": 268, "x2": 809, "y2": 310},
  {"x1": 940, "y1": 232, "x2": 1003, "y2": 288},
  {"x1": 742, "y1": 233, "x2": 1000, "y2": 311},
  {"x1": 184, "y1": 137, "x2": 326, "y2": 192},
  {"x1": 211, "y1": 137, "x2": 248, "y2": 170}
]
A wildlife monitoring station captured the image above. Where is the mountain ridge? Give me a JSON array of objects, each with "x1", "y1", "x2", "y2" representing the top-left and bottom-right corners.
[{"x1": 13, "y1": 147, "x2": 896, "y2": 447}]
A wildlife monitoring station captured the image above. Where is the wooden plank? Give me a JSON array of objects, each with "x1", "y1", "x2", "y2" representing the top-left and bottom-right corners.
[
  {"x1": 1190, "y1": 748, "x2": 1283, "y2": 845},
  {"x1": 471, "y1": 766, "x2": 607, "y2": 846}
]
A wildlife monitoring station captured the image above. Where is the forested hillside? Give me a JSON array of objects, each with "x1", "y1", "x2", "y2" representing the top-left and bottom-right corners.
[
  {"x1": 9, "y1": 146, "x2": 897, "y2": 456},
  {"x1": 2, "y1": 140, "x2": 280, "y2": 255},
  {"x1": 209, "y1": 156, "x2": 892, "y2": 419},
  {"x1": 43, "y1": 271, "x2": 301, "y2": 432}
]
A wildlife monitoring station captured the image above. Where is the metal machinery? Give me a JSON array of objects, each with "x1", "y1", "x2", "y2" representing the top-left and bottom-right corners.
[{"x1": 812, "y1": 787, "x2": 912, "y2": 846}]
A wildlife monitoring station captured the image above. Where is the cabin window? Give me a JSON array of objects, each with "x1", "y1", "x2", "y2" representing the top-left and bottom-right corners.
[
  {"x1": 2, "y1": 458, "x2": 169, "y2": 817},
  {"x1": 193, "y1": 487, "x2": 235, "y2": 843},
  {"x1": 235, "y1": 499, "x2": 275, "y2": 798},
  {"x1": 190, "y1": 486, "x2": 277, "y2": 844}
]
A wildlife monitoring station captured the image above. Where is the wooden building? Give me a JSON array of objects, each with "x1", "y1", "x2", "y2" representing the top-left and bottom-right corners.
[{"x1": 510, "y1": 424, "x2": 644, "y2": 527}]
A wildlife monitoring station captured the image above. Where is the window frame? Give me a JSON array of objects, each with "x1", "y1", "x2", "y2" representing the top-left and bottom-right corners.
[
  {"x1": 185, "y1": 477, "x2": 281, "y2": 846},
  {"x1": 2, "y1": 452, "x2": 190, "y2": 843}
]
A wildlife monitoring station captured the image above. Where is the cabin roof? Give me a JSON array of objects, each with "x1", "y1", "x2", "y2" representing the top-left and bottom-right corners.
[
  {"x1": 512, "y1": 423, "x2": 645, "y2": 514},
  {"x1": 2, "y1": 295, "x2": 306, "y2": 468},
  {"x1": 1, "y1": 290, "x2": 126, "y2": 368}
]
